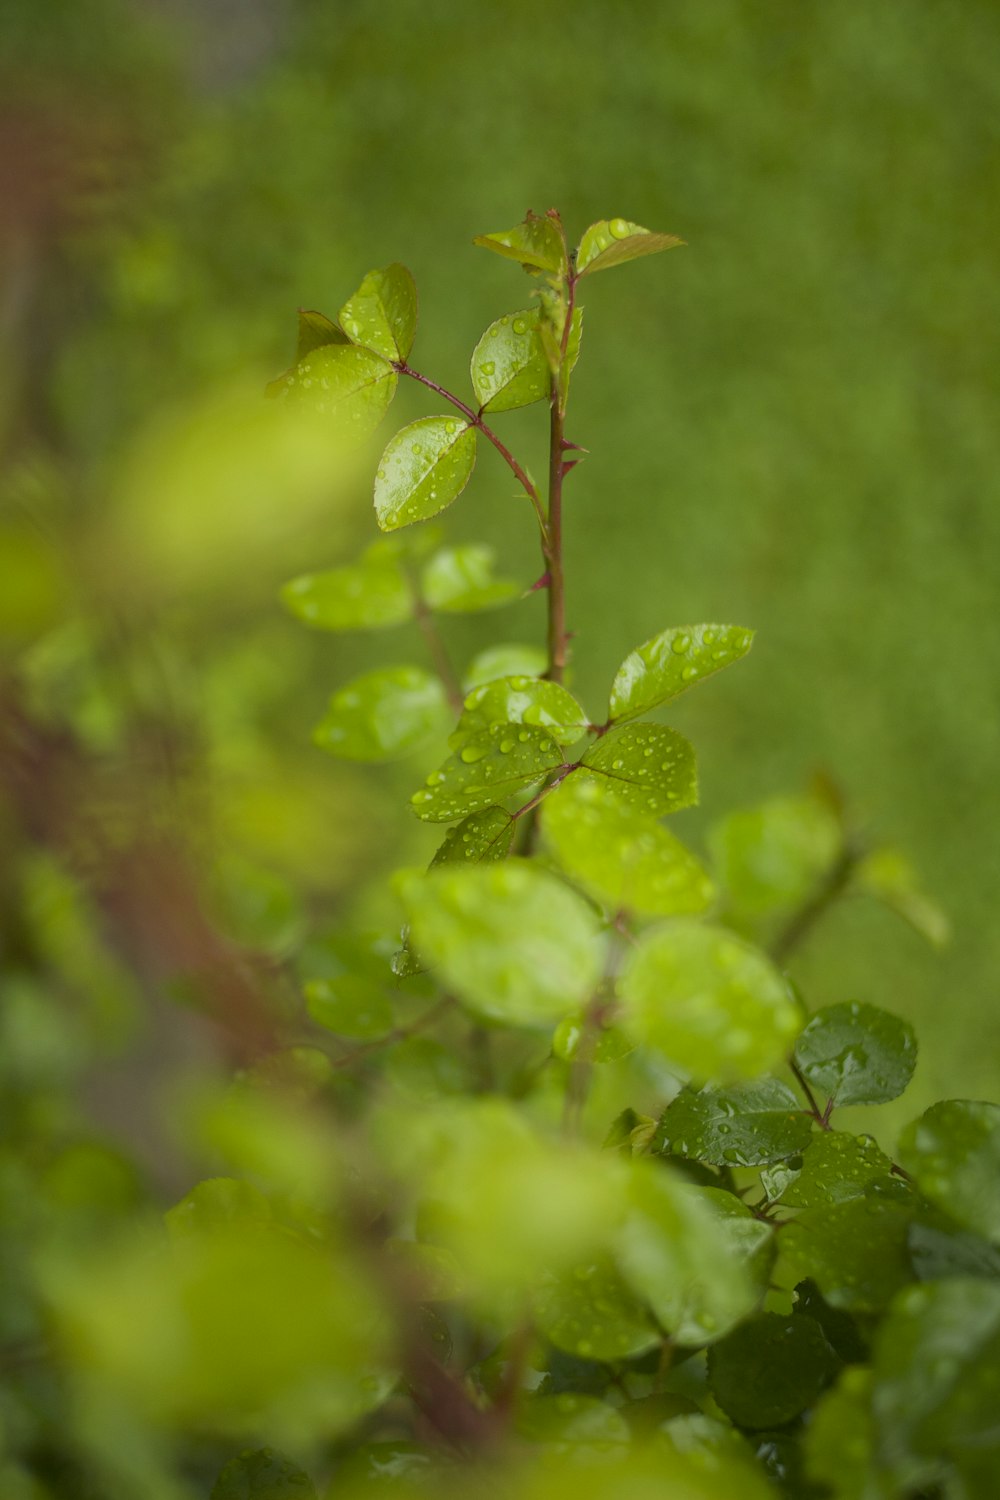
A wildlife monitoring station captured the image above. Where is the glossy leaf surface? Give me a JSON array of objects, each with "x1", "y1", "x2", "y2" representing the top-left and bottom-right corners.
[
  {"x1": 339, "y1": 262, "x2": 417, "y2": 361},
  {"x1": 375, "y1": 416, "x2": 476, "y2": 531},
  {"x1": 609, "y1": 623, "x2": 754, "y2": 723},
  {"x1": 576, "y1": 217, "x2": 684, "y2": 276},
  {"x1": 708, "y1": 1313, "x2": 838, "y2": 1430},
  {"x1": 783, "y1": 1131, "x2": 895, "y2": 1208},
  {"x1": 779, "y1": 1197, "x2": 915, "y2": 1312},
  {"x1": 284, "y1": 344, "x2": 397, "y2": 437},
  {"x1": 793, "y1": 1001, "x2": 917, "y2": 1107},
  {"x1": 898, "y1": 1099, "x2": 1000, "y2": 1242},
  {"x1": 462, "y1": 642, "x2": 547, "y2": 691},
  {"x1": 658, "y1": 1079, "x2": 813, "y2": 1166},
  {"x1": 618, "y1": 922, "x2": 801, "y2": 1082},
  {"x1": 534, "y1": 1257, "x2": 659, "y2": 1362},
  {"x1": 543, "y1": 773, "x2": 715, "y2": 916},
  {"x1": 411, "y1": 723, "x2": 563, "y2": 823},
  {"x1": 420, "y1": 544, "x2": 519, "y2": 612},
  {"x1": 580, "y1": 723, "x2": 698, "y2": 815},
  {"x1": 312, "y1": 666, "x2": 446, "y2": 761},
  {"x1": 429, "y1": 806, "x2": 515, "y2": 867},
  {"x1": 401, "y1": 862, "x2": 604, "y2": 1026},
  {"x1": 473, "y1": 213, "x2": 567, "y2": 274},
  {"x1": 451, "y1": 675, "x2": 586, "y2": 750}
]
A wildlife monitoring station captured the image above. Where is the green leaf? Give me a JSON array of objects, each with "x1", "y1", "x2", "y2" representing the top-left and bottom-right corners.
[
  {"x1": 856, "y1": 846, "x2": 951, "y2": 948},
  {"x1": 165, "y1": 1179, "x2": 273, "y2": 1241},
  {"x1": 339, "y1": 262, "x2": 417, "y2": 361},
  {"x1": 543, "y1": 774, "x2": 715, "y2": 917},
  {"x1": 312, "y1": 666, "x2": 447, "y2": 762},
  {"x1": 898, "y1": 1099, "x2": 1000, "y2": 1242},
  {"x1": 534, "y1": 1257, "x2": 659, "y2": 1362},
  {"x1": 709, "y1": 794, "x2": 842, "y2": 918},
  {"x1": 450, "y1": 676, "x2": 586, "y2": 751},
  {"x1": 552, "y1": 1013, "x2": 635, "y2": 1065},
  {"x1": 805, "y1": 1370, "x2": 887, "y2": 1500},
  {"x1": 779, "y1": 1197, "x2": 915, "y2": 1313},
  {"x1": 782, "y1": 1131, "x2": 895, "y2": 1208},
  {"x1": 657, "y1": 1079, "x2": 813, "y2": 1166},
  {"x1": 793, "y1": 1001, "x2": 917, "y2": 1108},
  {"x1": 580, "y1": 723, "x2": 698, "y2": 815},
  {"x1": 374, "y1": 416, "x2": 477, "y2": 531},
  {"x1": 473, "y1": 212, "x2": 567, "y2": 274},
  {"x1": 616, "y1": 1161, "x2": 756, "y2": 1344},
  {"x1": 304, "y1": 975, "x2": 394, "y2": 1040},
  {"x1": 429, "y1": 807, "x2": 515, "y2": 867},
  {"x1": 515, "y1": 1393, "x2": 630, "y2": 1450},
  {"x1": 576, "y1": 217, "x2": 684, "y2": 277},
  {"x1": 401, "y1": 861, "x2": 604, "y2": 1027},
  {"x1": 618, "y1": 922, "x2": 802, "y2": 1082},
  {"x1": 265, "y1": 310, "x2": 351, "y2": 398},
  {"x1": 281, "y1": 545, "x2": 412, "y2": 631},
  {"x1": 908, "y1": 1208, "x2": 1000, "y2": 1282},
  {"x1": 211, "y1": 1447, "x2": 318, "y2": 1499},
  {"x1": 410, "y1": 723, "x2": 563, "y2": 823},
  {"x1": 384, "y1": 1036, "x2": 475, "y2": 1100},
  {"x1": 420, "y1": 544, "x2": 519, "y2": 613},
  {"x1": 871, "y1": 1280, "x2": 1000, "y2": 1493},
  {"x1": 609, "y1": 623, "x2": 754, "y2": 723},
  {"x1": 470, "y1": 307, "x2": 546, "y2": 413},
  {"x1": 697, "y1": 1188, "x2": 776, "y2": 1295},
  {"x1": 284, "y1": 343, "x2": 397, "y2": 437},
  {"x1": 462, "y1": 643, "x2": 547, "y2": 691},
  {"x1": 708, "y1": 1313, "x2": 838, "y2": 1430}
]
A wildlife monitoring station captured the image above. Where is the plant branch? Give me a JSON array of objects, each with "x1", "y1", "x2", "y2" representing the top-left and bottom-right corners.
[
  {"x1": 770, "y1": 839, "x2": 864, "y2": 965},
  {"x1": 413, "y1": 596, "x2": 464, "y2": 711},
  {"x1": 542, "y1": 270, "x2": 577, "y2": 685}
]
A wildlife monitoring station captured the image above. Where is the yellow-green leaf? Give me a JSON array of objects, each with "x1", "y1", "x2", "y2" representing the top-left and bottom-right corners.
[
  {"x1": 576, "y1": 218, "x2": 684, "y2": 277},
  {"x1": 374, "y1": 416, "x2": 477, "y2": 531},
  {"x1": 339, "y1": 262, "x2": 417, "y2": 361},
  {"x1": 581, "y1": 723, "x2": 698, "y2": 814},
  {"x1": 609, "y1": 623, "x2": 754, "y2": 723},
  {"x1": 410, "y1": 723, "x2": 563, "y2": 823},
  {"x1": 473, "y1": 212, "x2": 567, "y2": 274},
  {"x1": 312, "y1": 666, "x2": 447, "y2": 761}
]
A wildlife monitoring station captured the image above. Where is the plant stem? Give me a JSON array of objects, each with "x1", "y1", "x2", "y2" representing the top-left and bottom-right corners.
[
  {"x1": 413, "y1": 596, "x2": 464, "y2": 711},
  {"x1": 543, "y1": 271, "x2": 577, "y2": 685},
  {"x1": 770, "y1": 839, "x2": 864, "y2": 964}
]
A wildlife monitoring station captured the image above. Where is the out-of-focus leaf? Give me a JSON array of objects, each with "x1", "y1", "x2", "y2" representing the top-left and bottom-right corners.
[
  {"x1": 805, "y1": 1369, "x2": 888, "y2": 1500},
  {"x1": 708, "y1": 1313, "x2": 838, "y2": 1429},
  {"x1": 709, "y1": 794, "x2": 842, "y2": 918},
  {"x1": 374, "y1": 416, "x2": 477, "y2": 531},
  {"x1": 552, "y1": 1013, "x2": 634, "y2": 1065},
  {"x1": 312, "y1": 666, "x2": 447, "y2": 761},
  {"x1": 779, "y1": 1197, "x2": 915, "y2": 1313},
  {"x1": 281, "y1": 544, "x2": 412, "y2": 631},
  {"x1": 450, "y1": 676, "x2": 586, "y2": 750},
  {"x1": 165, "y1": 1178, "x2": 273, "y2": 1241},
  {"x1": 576, "y1": 217, "x2": 684, "y2": 276},
  {"x1": 534, "y1": 1257, "x2": 659, "y2": 1362},
  {"x1": 304, "y1": 975, "x2": 394, "y2": 1040},
  {"x1": 339, "y1": 263, "x2": 417, "y2": 361},
  {"x1": 898, "y1": 1099, "x2": 1000, "y2": 1243},
  {"x1": 856, "y1": 847, "x2": 951, "y2": 948},
  {"x1": 907, "y1": 1208, "x2": 1000, "y2": 1282},
  {"x1": 462, "y1": 642, "x2": 547, "y2": 691},
  {"x1": 783, "y1": 1132, "x2": 895, "y2": 1208},
  {"x1": 793, "y1": 1002, "x2": 917, "y2": 1108},
  {"x1": 265, "y1": 310, "x2": 351, "y2": 398},
  {"x1": 609, "y1": 624, "x2": 753, "y2": 723},
  {"x1": 618, "y1": 922, "x2": 801, "y2": 1082},
  {"x1": 429, "y1": 806, "x2": 515, "y2": 867},
  {"x1": 410, "y1": 723, "x2": 563, "y2": 823},
  {"x1": 420, "y1": 544, "x2": 520, "y2": 612},
  {"x1": 580, "y1": 723, "x2": 698, "y2": 815},
  {"x1": 515, "y1": 1392, "x2": 631, "y2": 1451},
  {"x1": 697, "y1": 1188, "x2": 776, "y2": 1296},
  {"x1": 657, "y1": 1079, "x2": 813, "y2": 1166},
  {"x1": 401, "y1": 861, "x2": 604, "y2": 1027},
  {"x1": 543, "y1": 774, "x2": 715, "y2": 917},
  {"x1": 473, "y1": 212, "x2": 567, "y2": 274},
  {"x1": 211, "y1": 1447, "x2": 318, "y2": 1499},
  {"x1": 284, "y1": 344, "x2": 397, "y2": 438}
]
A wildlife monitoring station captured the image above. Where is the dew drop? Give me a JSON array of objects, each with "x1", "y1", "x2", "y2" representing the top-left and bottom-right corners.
[
  {"x1": 609, "y1": 217, "x2": 630, "y2": 239},
  {"x1": 671, "y1": 633, "x2": 691, "y2": 655},
  {"x1": 512, "y1": 317, "x2": 528, "y2": 335},
  {"x1": 681, "y1": 665, "x2": 698, "y2": 681},
  {"x1": 460, "y1": 744, "x2": 488, "y2": 763},
  {"x1": 480, "y1": 360, "x2": 496, "y2": 377}
]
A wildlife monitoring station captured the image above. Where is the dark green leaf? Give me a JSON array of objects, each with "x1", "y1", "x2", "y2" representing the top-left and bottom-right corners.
[
  {"x1": 211, "y1": 1447, "x2": 317, "y2": 1499},
  {"x1": 534, "y1": 1257, "x2": 659, "y2": 1362},
  {"x1": 283, "y1": 343, "x2": 397, "y2": 437},
  {"x1": 374, "y1": 416, "x2": 476, "y2": 531},
  {"x1": 304, "y1": 975, "x2": 394, "y2": 1040},
  {"x1": 462, "y1": 642, "x2": 547, "y2": 691},
  {"x1": 898, "y1": 1098, "x2": 1000, "y2": 1242},
  {"x1": 793, "y1": 1001, "x2": 917, "y2": 1108},
  {"x1": 543, "y1": 773, "x2": 715, "y2": 917},
  {"x1": 782, "y1": 1131, "x2": 895, "y2": 1208},
  {"x1": 473, "y1": 212, "x2": 567, "y2": 274},
  {"x1": 618, "y1": 923, "x2": 802, "y2": 1082},
  {"x1": 312, "y1": 666, "x2": 447, "y2": 761},
  {"x1": 580, "y1": 723, "x2": 698, "y2": 815},
  {"x1": 609, "y1": 623, "x2": 754, "y2": 723},
  {"x1": 779, "y1": 1197, "x2": 915, "y2": 1313},
  {"x1": 281, "y1": 545, "x2": 412, "y2": 631},
  {"x1": 410, "y1": 723, "x2": 563, "y2": 823},
  {"x1": 709, "y1": 793, "x2": 842, "y2": 918},
  {"x1": 451, "y1": 675, "x2": 586, "y2": 751},
  {"x1": 908, "y1": 1209, "x2": 1000, "y2": 1281},
  {"x1": 576, "y1": 217, "x2": 684, "y2": 277},
  {"x1": 708, "y1": 1313, "x2": 839, "y2": 1429},
  {"x1": 658, "y1": 1079, "x2": 813, "y2": 1167},
  {"x1": 339, "y1": 262, "x2": 417, "y2": 361},
  {"x1": 794, "y1": 1278, "x2": 870, "y2": 1365},
  {"x1": 696, "y1": 1188, "x2": 776, "y2": 1295},
  {"x1": 420, "y1": 544, "x2": 519, "y2": 612},
  {"x1": 804, "y1": 1370, "x2": 885, "y2": 1500},
  {"x1": 401, "y1": 861, "x2": 604, "y2": 1026},
  {"x1": 429, "y1": 807, "x2": 515, "y2": 866}
]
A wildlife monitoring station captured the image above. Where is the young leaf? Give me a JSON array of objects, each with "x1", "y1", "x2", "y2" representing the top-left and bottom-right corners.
[
  {"x1": 707, "y1": 1314, "x2": 839, "y2": 1430},
  {"x1": 473, "y1": 212, "x2": 567, "y2": 274},
  {"x1": 576, "y1": 218, "x2": 684, "y2": 277},
  {"x1": 450, "y1": 675, "x2": 586, "y2": 750},
  {"x1": 782, "y1": 1131, "x2": 895, "y2": 1209},
  {"x1": 285, "y1": 343, "x2": 398, "y2": 437},
  {"x1": 211, "y1": 1447, "x2": 318, "y2": 1500},
  {"x1": 410, "y1": 723, "x2": 564, "y2": 823},
  {"x1": 580, "y1": 723, "x2": 698, "y2": 814},
  {"x1": 429, "y1": 807, "x2": 515, "y2": 866},
  {"x1": 462, "y1": 642, "x2": 548, "y2": 691},
  {"x1": 617, "y1": 922, "x2": 802, "y2": 1082},
  {"x1": 266, "y1": 310, "x2": 351, "y2": 398},
  {"x1": 793, "y1": 1001, "x2": 917, "y2": 1108},
  {"x1": 312, "y1": 666, "x2": 447, "y2": 761},
  {"x1": 609, "y1": 623, "x2": 754, "y2": 723},
  {"x1": 897, "y1": 1099, "x2": 1000, "y2": 1242},
  {"x1": 543, "y1": 774, "x2": 715, "y2": 918},
  {"x1": 420, "y1": 545, "x2": 520, "y2": 613},
  {"x1": 374, "y1": 416, "x2": 477, "y2": 531},
  {"x1": 400, "y1": 861, "x2": 604, "y2": 1026},
  {"x1": 534, "y1": 1257, "x2": 659, "y2": 1362},
  {"x1": 281, "y1": 547, "x2": 412, "y2": 631},
  {"x1": 470, "y1": 307, "x2": 548, "y2": 413},
  {"x1": 855, "y1": 846, "x2": 951, "y2": 948},
  {"x1": 657, "y1": 1079, "x2": 813, "y2": 1167},
  {"x1": 339, "y1": 263, "x2": 417, "y2": 361},
  {"x1": 778, "y1": 1197, "x2": 915, "y2": 1313}
]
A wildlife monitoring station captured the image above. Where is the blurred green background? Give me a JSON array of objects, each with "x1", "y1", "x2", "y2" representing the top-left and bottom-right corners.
[{"x1": 2, "y1": 0, "x2": 998, "y2": 1122}]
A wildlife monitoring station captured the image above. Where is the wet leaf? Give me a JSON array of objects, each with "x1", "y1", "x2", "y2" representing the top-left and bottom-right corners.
[
  {"x1": 284, "y1": 343, "x2": 397, "y2": 438},
  {"x1": 793, "y1": 1002, "x2": 917, "y2": 1108},
  {"x1": 609, "y1": 623, "x2": 754, "y2": 723},
  {"x1": 462, "y1": 642, "x2": 548, "y2": 691},
  {"x1": 473, "y1": 212, "x2": 567, "y2": 274},
  {"x1": 658, "y1": 1079, "x2": 813, "y2": 1167},
  {"x1": 312, "y1": 666, "x2": 447, "y2": 761},
  {"x1": 576, "y1": 217, "x2": 684, "y2": 277},
  {"x1": 779, "y1": 1197, "x2": 915, "y2": 1312},
  {"x1": 339, "y1": 262, "x2": 417, "y2": 361},
  {"x1": 420, "y1": 544, "x2": 520, "y2": 612},
  {"x1": 534, "y1": 1257, "x2": 659, "y2": 1362},
  {"x1": 374, "y1": 416, "x2": 477, "y2": 531},
  {"x1": 898, "y1": 1099, "x2": 1000, "y2": 1242},
  {"x1": 580, "y1": 723, "x2": 698, "y2": 815},
  {"x1": 410, "y1": 722, "x2": 563, "y2": 823},
  {"x1": 450, "y1": 675, "x2": 586, "y2": 751},
  {"x1": 429, "y1": 807, "x2": 515, "y2": 867},
  {"x1": 708, "y1": 1313, "x2": 838, "y2": 1429},
  {"x1": 783, "y1": 1132, "x2": 895, "y2": 1208}
]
